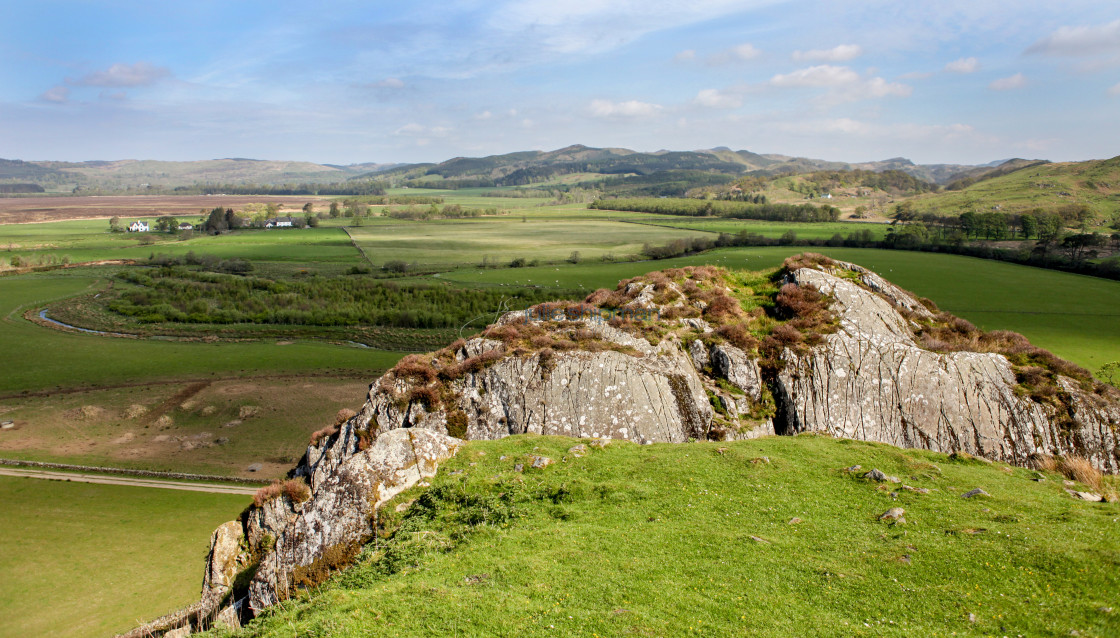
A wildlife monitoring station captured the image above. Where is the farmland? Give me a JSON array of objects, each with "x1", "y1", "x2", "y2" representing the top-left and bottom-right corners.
[
  {"x1": 0, "y1": 476, "x2": 247, "y2": 638},
  {"x1": 0, "y1": 188, "x2": 1119, "y2": 638}
]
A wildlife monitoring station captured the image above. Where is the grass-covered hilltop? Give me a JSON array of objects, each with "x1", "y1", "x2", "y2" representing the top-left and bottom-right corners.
[
  {"x1": 120, "y1": 255, "x2": 1120, "y2": 638},
  {"x1": 199, "y1": 434, "x2": 1119, "y2": 638}
]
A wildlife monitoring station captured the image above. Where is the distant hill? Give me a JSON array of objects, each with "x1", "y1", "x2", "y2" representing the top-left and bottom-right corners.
[
  {"x1": 0, "y1": 158, "x2": 400, "y2": 192},
  {"x1": 0, "y1": 147, "x2": 1048, "y2": 195},
  {"x1": 911, "y1": 156, "x2": 1120, "y2": 219}
]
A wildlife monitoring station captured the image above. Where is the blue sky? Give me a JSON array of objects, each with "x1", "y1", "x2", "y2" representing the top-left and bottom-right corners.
[{"x1": 1, "y1": 0, "x2": 1118, "y2": 165}]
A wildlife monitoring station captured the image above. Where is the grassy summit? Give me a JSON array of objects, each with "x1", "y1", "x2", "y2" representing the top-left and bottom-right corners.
[{"x1": 211, "y1": 434, "x2": 1119, "y2": 638}]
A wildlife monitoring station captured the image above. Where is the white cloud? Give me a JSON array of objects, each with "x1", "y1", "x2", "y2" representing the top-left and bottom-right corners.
[
  {"x1": 40, "y1": 86, "x2": 69, "y2": 103},
  {"x1": 1026, "y1": 19, "x2": 1120, "y2": 56},
  {"x1": 473, "y1": 110, "x2": 493, "y2": 120},
  {"x1": 899, "y1": 71, "x2": 934, "y2": 80},
  {"x1": 863, "y1": 77, "x2": 912, "y2": 98},
  {"x1": 792, "y1": 44, "x2": 862, "y2": 62},
  {"x1": 944, "y1": 57, "x2": 980, "y2": 73},
  {"x1": 770, "y1": 65, "x2": 860, "y2": 87},
  {"x1": 74, "y1": 62, "x2": 171, "y2": 87},
  {"x1": 376, "y1": 78, "x2": 405, "y2": 88},
  {"x1": 703, "y1": 42, "x2": 762, "y2": 65},
  {"x1": 1109, "y1": 82, "x2": 1120, "y2": 96},
  {"x1": 674, "y1": 49, "x2": 697, "y2": 62},
  {"x1": 589, "y1": 99, "x2": 662, "y2": 118},
  {"x1": 989, "y1": 73, "x2": 1026, "y2": 91},
  {"x1": 693, "y1": 88, "x2": 742, "y2": 109}
]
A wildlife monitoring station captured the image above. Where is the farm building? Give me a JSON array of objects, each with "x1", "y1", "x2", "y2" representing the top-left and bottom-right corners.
[
  {"x1": 128, "y1": 221, "x2": 150, "y2": 232},
  {"x1": 265, "y1": 217, "x2": 295, "y2": 228},
  {"x1": 177, "y1": 222, "x2": 194, "y2": 231}
]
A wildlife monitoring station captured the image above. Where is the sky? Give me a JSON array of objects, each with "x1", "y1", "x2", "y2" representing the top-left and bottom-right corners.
[{"x1": 1, "y1": 1, "x2": 1118, "y2": 166}]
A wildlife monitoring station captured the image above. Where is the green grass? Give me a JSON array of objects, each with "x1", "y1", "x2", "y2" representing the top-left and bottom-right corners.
[
  {"x1": 347, "y1": 218, "x2": 708, "y2": 268},
  {"x1": 0, "y1": 477, "x2": 247, "y2": 638},
  {"x1": 213, "y1": 434, "x2": 1120, "y2": 638},
  {"x1": 0, "y1": 272, "x2": 403, "y2": 393},
  {"x1": 616, "y1": 217, "x2": 891, "y2": 240},
  {"x1": 434, "y1": 246, "x2": 1120, "y2": 372},
  {"x1": 0, "y1": 219, "x2": 363, "y2": 266},
  {"x1": 910, "y1": 157, "x2": 1120, "y2": 220}
]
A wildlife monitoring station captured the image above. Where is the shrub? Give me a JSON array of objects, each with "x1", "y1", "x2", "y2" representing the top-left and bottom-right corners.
[
  {"x1": 715, "y1": 323, "x2": 759, "y2": 352},
  {"x1": 781, "y1": 252, "x2": 836, "y2": 272},
  {"x1": 771, "y1": 324, "x2": 803, "y2": 346},
  {"x1": 253, "y1": 478, "x2": 311, "y2": 508},
  {"x1": 395, "y1": 355, "x2": 438, "y2": 383},
  {"x1": 446, "y1": 410, "x2": 468, "y2": 438},
  {"x1": 408, "y1": 386, "x2": 441, "y2": 410}
]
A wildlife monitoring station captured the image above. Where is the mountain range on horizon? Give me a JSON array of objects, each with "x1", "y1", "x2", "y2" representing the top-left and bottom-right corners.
[{"x1": 0, "y1": 144, "x2": 1058, "y2": 192}]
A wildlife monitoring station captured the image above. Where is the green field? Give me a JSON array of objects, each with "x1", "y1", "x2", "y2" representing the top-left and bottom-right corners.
[
  {"x1": 347, "y1": 218, "x2": 708, "y2": 268},
  {"x1": 213, "y1": 434, "x2": 1120, "y2": 638},
  {"x1": 0, "y1": 219, "x2": 363, "y2": 267},
  {"x1": 0, "y1": 477, "x2": 247, "y2": 638}
]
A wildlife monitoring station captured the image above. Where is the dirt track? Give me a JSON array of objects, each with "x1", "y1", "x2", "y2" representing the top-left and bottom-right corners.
[{"x1": 0, "y1": 467, "x2": 258, "y2": 495}]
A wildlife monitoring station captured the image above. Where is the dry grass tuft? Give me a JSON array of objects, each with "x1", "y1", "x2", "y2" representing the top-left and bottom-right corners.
[{"x1": 1056, "y1": 456, "x2": 1102, "y2": 491}]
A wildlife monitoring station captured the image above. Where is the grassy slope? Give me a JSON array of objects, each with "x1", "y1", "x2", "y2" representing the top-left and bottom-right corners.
[
  {"x1": 911, "y1": 157, "x2": 1120, "y2": 219},
  {"x1": 216, "y1": 434, "x2": 1120, "y2": 638},
  {"x1": 0, "y1": 273, "x2": 402, "y2": 393},
  {"x1": 437, "y1": 246, "x2": 1120, "y2": 372},
  {"x1": 0, "y1": 477, "x2": 247, "y2": 638}
]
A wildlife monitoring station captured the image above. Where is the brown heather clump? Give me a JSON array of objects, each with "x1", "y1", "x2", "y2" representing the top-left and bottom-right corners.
[
  {"x1": 715, "y1": 323, "x2": 760, "y2": 352},
  {"x1": 781, "y1": 252, "x2": 837, "y2": 272},
  {"x1": 394, "y1": 354, "x2": 438, "y2": 384},
  {"x1": 310, "y1": 423, "x2": 340, "y2": 445},
  {"x1": 252, "y1": 478, "x2": 311, "y2": 508},
  {"x1": 770, "y1": 324, "x2": 804, "y2": 346},
  {"x1": 408, "y1": 385, "x2": 441, "y2": 410}
]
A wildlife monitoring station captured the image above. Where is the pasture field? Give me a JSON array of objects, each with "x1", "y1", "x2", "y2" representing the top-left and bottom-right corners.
[
  {"x1": 0, "y1": 377, "x2": 372, "y2": 477},
  {"x1": 0, "y1": 273, "x2": 402, "y2": 394},
  {"x1": 611, "y1": 217, "x2": 891, "y2": 240},
  {"x1": 0, "y1": 476, "x2": 247, "y2": 638},
  {"x1": 0, "y1": 219, "x2": 362, "y2": 267},
  {"x1": 0, "y1": 194, "x2": 330, "y2": 225},
  {"x1": 347, "y1": 218, "x2": 709, "y2": 268}
]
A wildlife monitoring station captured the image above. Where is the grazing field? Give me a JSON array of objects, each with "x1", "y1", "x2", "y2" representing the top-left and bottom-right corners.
[
  {"x1": 0, "y1": 219, "x2": 362, "y2": 267},
  {"x1": 0, "y1": 477, "x2": 247, "y2": 638},
  {"x1": 615, "y1": 217, "x2": 891, "y2": 241},
  {"x1": 0, "y1": 377, "x2": 372, "y2": 477},
  {"x1": 347, "y1": 218, "x2": 708, "y2": 268},
  {"x1": 0, "y1": 195, "x2": 328, "y2": 225},
  {"x1": 217, "y1": 434, "x2": 1120, "y2": 638},
  {"x1": 0, "y1": 273, "x2": 402, "y2": 394}
]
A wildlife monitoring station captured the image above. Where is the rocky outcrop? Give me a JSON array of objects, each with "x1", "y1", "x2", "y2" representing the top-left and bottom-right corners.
[
  {"x1": 133, "y1": 258, "x2": 1119, "y2": 636},
  {"x1": 249, "y1": 427, "x2": 460, "y2": 612},
  {"x1": 776, "y1": 262, "x2": 1120, "y2": 472}
]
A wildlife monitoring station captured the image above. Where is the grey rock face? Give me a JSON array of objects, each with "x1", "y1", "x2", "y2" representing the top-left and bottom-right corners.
[
  {"x1": 709, "y1": 344, "x2": 764, "y2": 401},
  {"x1": 249, "y1": 428, "x2": 460, "y2": 612},
  {"x1": 775, "y1": 265, "x2": 1120, "y2": 472},
  {"x1": 365, "y1": 329, "x2": 714, "y2": 445}
]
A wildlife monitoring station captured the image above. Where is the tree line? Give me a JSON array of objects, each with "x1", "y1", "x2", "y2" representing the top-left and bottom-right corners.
[{"x1": 590, "y1": 197, "x2": 841, "y2": 222}]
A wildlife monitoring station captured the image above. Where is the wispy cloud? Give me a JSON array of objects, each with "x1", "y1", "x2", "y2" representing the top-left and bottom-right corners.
[
  {"x1": 375, "y1": 78, "x2": 405, "y2": 89},
  {"x1": 72, "y1": 62, "x2": 171, "y2": 87},
  {"x1": 1026, "y1": 19, "x2": 1120, "y2": 56},
  {"x1": 588, "y1": 99, "x2": 662, "y2": 118},
  {"x1": 944, "y1": 57, "x2": 980, "y2": 73},
  {"x1": 40, "y1": 86, "x2": 69, "y2": 103},
  {"x1": 707, "y1": 43, "x2": 762, "y2": 65},
  {"x1": 989, "y1": 73, "x2": 1026, "y2": 91},
  {"x1": 693, "y1": 88, "x2": 743, "y2": 109},
  {"x1": 1108, "y1": 82, "x2": 1120, "y2": 96},
  {"x1": 769, "y1": 65, "x2": 910, "y2": 102},
  {"x1": 791, "y1": 44, "x2": 862, "y2": 62}
]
